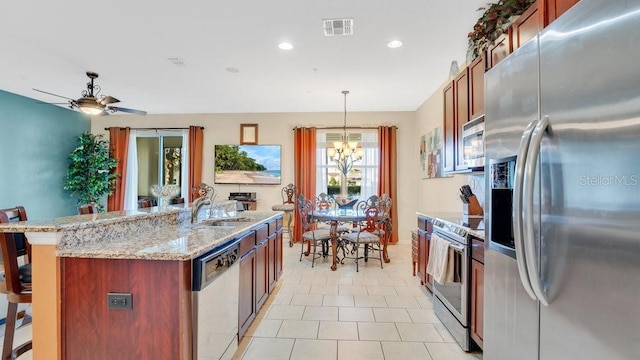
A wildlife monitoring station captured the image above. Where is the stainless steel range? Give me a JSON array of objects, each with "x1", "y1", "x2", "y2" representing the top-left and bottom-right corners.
[{"x1": 431, "y1": 218, "x2": 471, "y2": 351}]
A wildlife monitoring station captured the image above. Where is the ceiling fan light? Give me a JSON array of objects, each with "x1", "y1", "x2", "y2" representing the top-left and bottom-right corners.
[{"x1": 77, "y1": 97, "x2": 105, "y2": 115}]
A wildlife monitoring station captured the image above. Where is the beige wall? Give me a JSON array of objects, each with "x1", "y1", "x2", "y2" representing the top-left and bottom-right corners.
[
  {"x1": 91, "y1": 111, "x2": 417, "y2": 242},
  {"x1": 415, "y1": 81, "x2": 469, "y2": 214}
]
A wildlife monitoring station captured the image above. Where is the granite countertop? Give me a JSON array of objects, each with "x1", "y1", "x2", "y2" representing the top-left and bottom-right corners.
[
  {"x1": 0, "y1": 207, "x2": 282, "y2": 261},
  {"x1": 416, "y1": 211, "x2": 486, "y2": 240}
]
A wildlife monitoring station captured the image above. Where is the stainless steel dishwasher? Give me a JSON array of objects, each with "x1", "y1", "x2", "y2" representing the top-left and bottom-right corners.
[{"x1": 192, "y1": 241, "x2": 240, "y2": 360}]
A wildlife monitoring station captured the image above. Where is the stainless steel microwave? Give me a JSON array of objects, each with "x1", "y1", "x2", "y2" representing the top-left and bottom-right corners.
[{"x1": 462, "y1": 116, "x2": 485, "y2": 168}]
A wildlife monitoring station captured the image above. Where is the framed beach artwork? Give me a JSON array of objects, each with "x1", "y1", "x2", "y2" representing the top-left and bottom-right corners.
[
  {"x1": 214, "y1": 144, "x2": 281, "y2": 185},
  {"x1": 422, "y1": 126, "x2": 445, "y2": 179}
]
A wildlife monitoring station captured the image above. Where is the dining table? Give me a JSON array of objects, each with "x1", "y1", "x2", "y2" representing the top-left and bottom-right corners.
[{"x1": 311, "y1": 208, "x2": 391, "y2": 271}]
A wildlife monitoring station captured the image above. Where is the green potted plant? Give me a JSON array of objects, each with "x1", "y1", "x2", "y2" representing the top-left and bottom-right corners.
[
  {"x1": 467, "y1": 0, "x2": 536, "y2": 60},
  {"x1": 63, "y1": 132, "x2": 119, "y2": 211}
]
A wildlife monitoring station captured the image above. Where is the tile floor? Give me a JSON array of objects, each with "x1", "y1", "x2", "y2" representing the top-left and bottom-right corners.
[
  {"x1": 233, "y1": 236, "x2": 483, "y2": 360},
  {"x1": 0, "y1": 315, "x2": 33, "y2": 359}
]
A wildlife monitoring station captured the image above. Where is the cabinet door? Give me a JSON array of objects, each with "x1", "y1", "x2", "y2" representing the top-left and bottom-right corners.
[
  {"x1": 542, "y1": 0, "x2": 580, "y2": 26},
  {"x1": 469, "y1": 55, "x2": 486, "y2": 120},
  {"x1": 488, "y1": 31, "x2": 512, "y2": 69},
  {"x1": 513, "y1": 2, "x2": 541, "y2": 50},
  {"x1": 238, "y1": 250, "x2": 256, "y2": 340},
  {"x1": 276, "y1": 230, "x2": 283, "y2": 279},
  {"x1": 417, "y1": 229, "x2": 427, "y2": 285},
  {"x1": 454, "y1": 69, "x2": 469, "y2": 170},
  {"x1": 443, "y1": 82, "x2": 455, "y2": 173},
  {"x1": 268, "y1": 233, "x2": 277, "y2": 292},
  {"x1": 471, "y1": 259, "x2": 485, "y2": 349},
  {"x1": 255, "y1": 239, "x2": 268, "y2": 310}
]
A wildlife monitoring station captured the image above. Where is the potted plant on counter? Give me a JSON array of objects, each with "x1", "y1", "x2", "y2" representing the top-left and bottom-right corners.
[
  {"x1": 63, "y1": 132, "x2": 119, "y2": 212},
  {"x1": 467, "y1": 0, "x2": 536, "y2": 60}
]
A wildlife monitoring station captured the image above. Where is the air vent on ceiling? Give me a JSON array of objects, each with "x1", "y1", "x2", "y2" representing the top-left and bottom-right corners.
[{"x1": 323, "y1": 18, "x2": 353, "y2": 36}]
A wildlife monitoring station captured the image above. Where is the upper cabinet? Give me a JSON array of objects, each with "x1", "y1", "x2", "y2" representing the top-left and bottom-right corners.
[
  {"x1": 454, "y1": 69, "x2": 470, "y2": 171},
  {"x1": 541, "y1": 0, "x2": 580, "y2": 26},
  {"x1": 468, "y1": 54, "x2": 486, "y2": 121},
  {"x1": 488, "y1": 32, "x2": 512, "y2": 69},
  {"x1": 443, "y1": 82, "x2": 455, "y2": 173},
  {"x1": 512, "y1": 1, "x2": 542, "y2": 51}
]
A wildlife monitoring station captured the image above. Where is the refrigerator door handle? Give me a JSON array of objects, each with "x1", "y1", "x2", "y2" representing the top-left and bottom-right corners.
[
  {"x1": 513, "y1": 118, "x2": 539, "y2": 301},
  {"x1": 523, "y1": 115, "x2": 550, "y2": 306}
]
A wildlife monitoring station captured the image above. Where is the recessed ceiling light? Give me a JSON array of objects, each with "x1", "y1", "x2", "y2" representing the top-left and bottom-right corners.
[
  {"x1": 387, "y1": 40, "x2": 403, "y2": 48},
  {"x1": 278, "y1": 42, "x2": 293, "y2": 50}
]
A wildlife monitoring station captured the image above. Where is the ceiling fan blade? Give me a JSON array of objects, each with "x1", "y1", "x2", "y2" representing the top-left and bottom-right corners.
[
  {"x1": 108, "y1": 106, "x2": 147, "y2": 115},
  {"x1": 33, "y1": 88, "x2": 76, "y2": 101},
  {"x1": 97, "y1": 95, "x2": 120, "y2": 105}
]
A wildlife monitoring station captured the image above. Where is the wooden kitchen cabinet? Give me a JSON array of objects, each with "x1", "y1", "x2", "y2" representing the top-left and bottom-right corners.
[
  {"x1": 238, "y1": 231, "x2": 257, "y2": 340},
  {"x1": 541, "y1": 0, "x2": 580, "y2": 26},
  {"x1": 454, "y1": 68, "x2": 470, "y2": 170},
  {"x1": 416, "y1": 216, "x2": 434, "y2": 293},
  {"x1": 488, "y1": 31, "x2": 512, "y2": 69},
  {"x1": 443, "y1": 81, "x2": 455, "y2": 173},
  {"x1": 512, "y1": 1, "x2": 542, "y2": 51},
  {"x1": 470, "y1": 236, "x2": 485, "y2": 349},
  {"x1": 255, "y1": 238, "x2": 268, "y2": 310},
  {"x1": 468, "y1": 54, "x2": 486, "y2": 121}
]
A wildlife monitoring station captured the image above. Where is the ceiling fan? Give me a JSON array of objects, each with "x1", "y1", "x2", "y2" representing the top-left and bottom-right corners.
[{"x1": 33, "y1": 71, "x2": 147, "y2": 116}]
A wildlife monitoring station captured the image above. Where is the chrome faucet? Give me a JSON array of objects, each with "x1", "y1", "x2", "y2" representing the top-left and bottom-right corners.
[{"x1": 191, "y1": 183, "x2": 216, "y2": 223}]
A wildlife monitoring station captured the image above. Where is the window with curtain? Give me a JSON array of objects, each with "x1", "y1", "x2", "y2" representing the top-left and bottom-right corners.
[
  {"x1": 124, "y1": 130, "x2": 189, "y2": 210},
  {"x1": 316, "y1": 129, "x2": 378, "y2": 200}
]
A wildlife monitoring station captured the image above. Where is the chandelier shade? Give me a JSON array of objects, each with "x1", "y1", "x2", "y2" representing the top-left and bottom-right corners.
[{"x1": 329, "y1": 90, "x2": 362, "y2": 176}]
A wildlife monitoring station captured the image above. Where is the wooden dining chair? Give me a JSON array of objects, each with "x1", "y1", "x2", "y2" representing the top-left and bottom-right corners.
[
  {"x1": 77, "y1": 203, "x2": 98, "y2": 215},
  {"x1": 340, "y1": 200, "x2": 383, "y2": 272},
  {"x1": 272, "y1": 184, "x2": 297, "y2": 246},
  {"x1": 137, "y1": 199, "x2": 152, "y2": 209},
  {"x1": 0, "y1": 206, "x2": 33, "y2": 360},
  {"x1": 171, "y1": 197, "x2": 185, "y2": 205}
]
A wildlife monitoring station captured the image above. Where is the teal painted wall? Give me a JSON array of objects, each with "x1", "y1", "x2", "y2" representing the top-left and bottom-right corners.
[{"x1": 0, "y1": 90, "x2": 90, "y2": 220}]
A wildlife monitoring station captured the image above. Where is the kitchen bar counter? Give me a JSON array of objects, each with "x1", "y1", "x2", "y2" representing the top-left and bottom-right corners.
[{"x1": 416, "y1": 211, "x2": 485, "y2": 239}]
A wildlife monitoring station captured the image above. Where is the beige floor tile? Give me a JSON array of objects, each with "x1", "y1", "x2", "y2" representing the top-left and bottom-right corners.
[
  {"x1": 266, "y1": 305, "x2": 306, "y2": 320},
  {"x1": 338, "y1": 340, "x2": 384, "y2": 360},
  {"x1": 433, "y1": 323, "x2": 457, "y2": 343},
  {"x1": 240, "y1": 337, "x2": 294, "y2": 360},
  {"x1": 290, "y1": 294, "x2": 324, "y2": 306},
  {"x1": 323, "y1": 294, "x2": 354, "y2": 307},
  {"x1": 425, "y1": 343, "x2": 481, "y2": 360},
  {"x1": 338, "y1": 285, "x2": 368, "y2": 296},
  {"x1": 415, "y1": 294, "x2": 435, "y2": 309},
  {"x1": 279, "y1": 283, "x2": 312, "y2": 294},
  {"x1": 396, "y1": 323, "x2": 444, "y2": 342},
  {"x1": 326, "y1": 276, "x2": 353, "y2": 285},
  {"x1": 381, "y1": 341, "x2": 433, "y2": 360},
  {"x1": 372, "y1": 308, "x2": 412, "y2": 323},
  {"x1": 354, "y1": 295, "x2": 388, "y2": 308},
  {"x1": 357, "y1": 322, "x2": 401, "y2": 341},
  {"x1": 318, "y1": 321, "x2": 359, "y2": 340},
  {"x1": 270, "y1": 292, "x2": 294, "y2": 305},
  {"x1": 377, "y1": 277, "x2": 408, "y2": 286},
  {"x1": 290, "y1": 339, "x2": 338, "y2": 360},
  {"x1": 339, "y1": 307, "x2": 375, "y2": 322},
  {"x1": 394, "y1": 285, "x2": 428, "y2": 297},
  {"x1": 384, "y1": 295, "x2": 421, "y2": 309},
  {"x1": 351, "y1": 276, "x2": 381, "y2": 286},
  {"x1": 245, "y1": 319, "x2": 282, "y2": 338},
  {"x1": 406, "y1": 308, "x2": 442, "y2": 323},
  {"x1": 366, "y1": 285, "x2": 398, "y2": 296},
  {"x1": 301, "y1": 274, "x2": 328, "y2": 285},
  {"x1": 303, "y1": 306, "x2": 339, "y2": 321},
  {"x1": 310, "y1": 284, "x2": 340, "y2": 295},
  {"x1": 277, "y1": 320, "x2": 319, "y2": 339}
]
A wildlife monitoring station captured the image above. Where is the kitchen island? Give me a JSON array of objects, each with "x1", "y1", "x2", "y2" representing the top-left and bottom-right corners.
[{"x1": 0, "y1": 206, "x2": 283, "y2": 359}]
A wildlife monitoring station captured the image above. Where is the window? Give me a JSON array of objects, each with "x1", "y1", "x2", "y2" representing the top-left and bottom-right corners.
[
  {"x1": 316, "y1": 130, "x2": 378, "y2": 201},
  {"x1": 124, "y1": 130, "x2": 189, "y2": 210}
]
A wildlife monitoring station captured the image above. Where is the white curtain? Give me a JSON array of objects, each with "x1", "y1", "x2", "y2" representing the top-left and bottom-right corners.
[
  {"x1": 316, "y1": 131, "x2": 328, "y2": 196},
  {"x1": 359, "y1": 130, "x2": 379, "y2": 201},
  {"x1": 123, "y1": 130, "x2": 139, "y2": 211}
]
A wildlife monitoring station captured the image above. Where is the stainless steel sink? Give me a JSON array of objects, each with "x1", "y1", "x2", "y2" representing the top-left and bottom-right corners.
[{"x1": 193, "y1": 217, "x2": 255, "y2": 228}]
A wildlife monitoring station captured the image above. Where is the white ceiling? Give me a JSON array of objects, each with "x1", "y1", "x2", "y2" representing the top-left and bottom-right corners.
[{"x1": 0, "y1": 0, "x2": 486, "y2": 115}]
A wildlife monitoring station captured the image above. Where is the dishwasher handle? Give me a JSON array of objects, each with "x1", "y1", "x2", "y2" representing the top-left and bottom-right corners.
[{"x1": 193, "y1": 242, "x2": 240, "y2": 291}]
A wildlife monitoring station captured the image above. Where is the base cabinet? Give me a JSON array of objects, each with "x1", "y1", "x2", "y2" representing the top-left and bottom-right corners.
[
  {"x1": 238, "y1": 249, "x2": 256, "y2": 339},
  {"x1": 416, "y1": 216, "x2": 434, "y2": 293},
  {"x1": 471, "y1": 256, "x2": 485, "y2": 349}
]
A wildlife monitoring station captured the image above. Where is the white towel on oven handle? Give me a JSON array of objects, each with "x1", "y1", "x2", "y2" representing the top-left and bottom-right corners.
[{"x1": 426, "y1": 233, "x2": 452, "y2": 284}]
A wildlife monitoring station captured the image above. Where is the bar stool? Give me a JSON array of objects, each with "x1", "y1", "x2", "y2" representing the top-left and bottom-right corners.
[
  {"x1": 77, "y1": 203, "x2": 98, "y2": 215},
  {"x1": 0, "y1": 206, "x2": 33, "y2": 360},
  {"x1": 271, "y1": 183, "x2": 297, "y2": 247}
]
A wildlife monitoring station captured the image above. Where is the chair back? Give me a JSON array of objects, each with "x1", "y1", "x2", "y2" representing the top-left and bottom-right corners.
[
  {"x1": 138, "y1": 199, "x2": 152, "y2": 208},
  {"x1": 281, "y1": 183, "x2": 297, "y2": 204},
  {"x1": 297, "y1": 196, "x2": 314, "y2": 232},
  {"x1": 315, "y1": 193, "x2": 335, "y2": 210},
  {"x1": 78, "y1": 203, "x2": 98, "y2": 215},
  {"x1": 354, "y1": 200, "x2": 380, "y2": 233},
  {"x1": 378, "y1": 193, "x2": 392, "y2": 217},
  {"x1": 0, "y1": 206, "x2": 30, "y2": 294}
]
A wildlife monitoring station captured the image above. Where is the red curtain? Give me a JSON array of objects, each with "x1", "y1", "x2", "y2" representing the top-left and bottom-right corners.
[
  {"x1": 188, "y1": 126, "x2": 204, "y2": 202},
  {"x1": 107, "y1": 127, "x2": 130, "y2": 212},
  {"x1": 293, "y1": 127, "x2": 317, "y2": 243},
  {"x1": 377, "y1": 126, "x2": 398, "y2": 243}
]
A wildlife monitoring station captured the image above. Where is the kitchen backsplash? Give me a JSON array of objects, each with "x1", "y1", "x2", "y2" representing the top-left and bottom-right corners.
[{"x1": 467, "y1": 174, "x2": 486, "y2": 210}]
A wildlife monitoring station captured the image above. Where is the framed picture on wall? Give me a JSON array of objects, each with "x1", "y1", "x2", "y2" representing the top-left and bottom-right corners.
[{"x1": 240, "y1": 124, "x2": 258, "y2": 145}]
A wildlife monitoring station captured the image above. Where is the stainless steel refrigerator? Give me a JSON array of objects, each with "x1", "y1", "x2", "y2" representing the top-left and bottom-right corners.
[{"x1": 484, "y1": 1, "x2": 640, "y2": 359}]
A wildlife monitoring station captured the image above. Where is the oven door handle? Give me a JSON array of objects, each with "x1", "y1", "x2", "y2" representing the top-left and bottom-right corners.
[
  {"x1": 447, "y1": 243, "x2": 465, "y2": 252},
  {"x1": 523, "y1": 115, "x2": 550, "y2": 306},
  {"x1": 513, "y1": 118, "x2": 538, "y2": 301}
]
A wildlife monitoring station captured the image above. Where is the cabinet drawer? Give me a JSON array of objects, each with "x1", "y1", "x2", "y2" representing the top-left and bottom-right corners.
[
  {"x1": 267, "y1": 219, "x2": 277, "y2": 235},
  {"x1": 471, "y1": 237, "x2": 484, "y2": 263},
  {"x1": 255, "y1": 224, "x2": 269, "y2": 245},
  {"x1": 239, "y1": 231, "x2": 257, "y2": 257}
]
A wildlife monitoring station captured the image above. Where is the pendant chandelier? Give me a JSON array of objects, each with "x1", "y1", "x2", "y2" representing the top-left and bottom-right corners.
[{"x1": 327, "y1": 90, "x2": 363, "y2": 176}]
